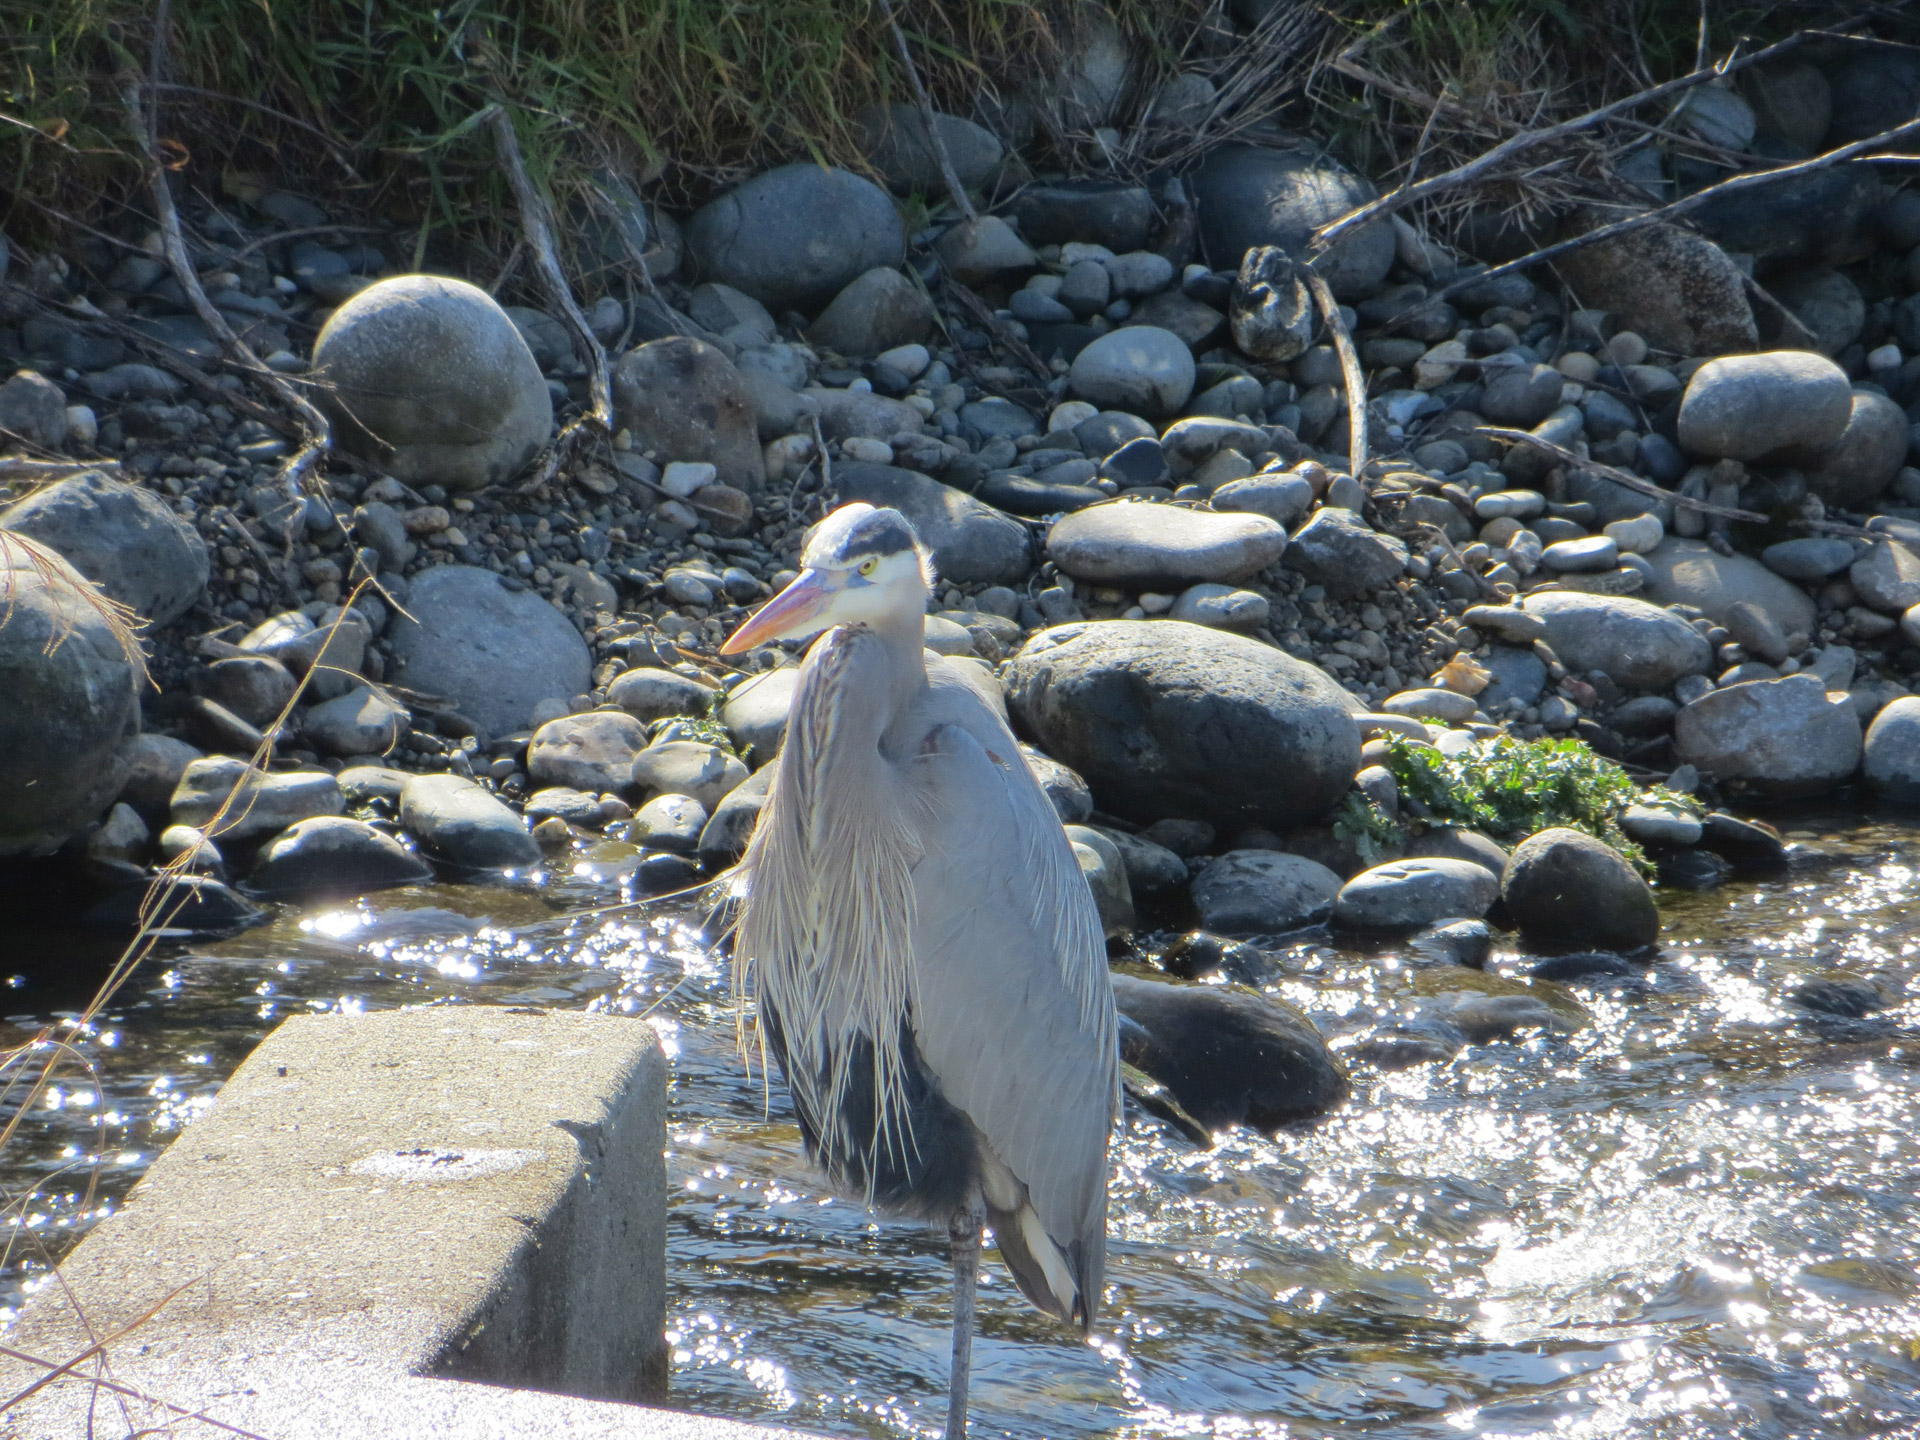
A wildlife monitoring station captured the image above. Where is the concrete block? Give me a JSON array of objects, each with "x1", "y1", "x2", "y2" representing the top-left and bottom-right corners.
[{"x1": 0, "y1": 1007, "x2": 809, "y2": 1439}]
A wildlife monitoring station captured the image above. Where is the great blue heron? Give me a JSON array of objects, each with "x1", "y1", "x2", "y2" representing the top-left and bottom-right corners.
[{"x1": 718, "y1": 503, "x2": 1119, "y2": 1438}]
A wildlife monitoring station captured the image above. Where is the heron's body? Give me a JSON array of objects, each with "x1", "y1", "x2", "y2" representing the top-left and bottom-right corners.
[{"x1": 721, "y1": 505, "x2": 1119, "y2": 1434}]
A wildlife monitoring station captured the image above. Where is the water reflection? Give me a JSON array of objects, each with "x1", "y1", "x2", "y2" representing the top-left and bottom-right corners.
[{"x1": 0, "y1": 816, "x2": 1916, "y2": 1438}]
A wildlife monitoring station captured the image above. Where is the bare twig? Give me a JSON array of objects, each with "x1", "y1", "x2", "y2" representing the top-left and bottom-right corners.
[
  {"x1": 940, "y1": 272, "x2": 1053, "y2": 389},
  {"x1": 1416, "y1": 112, "x2": 1920, "y2": 316},
  {"x1": 1315, "y1": 29, "x2": 1812, "y2": 249},
  {"x1": 0, "y1": 1344, "x2": 270, "y2": 1439},
  {"x1": 122, "y1": 83, "x2": 332, "y2": 506},
  {"x1": 144, "y1": 81, "x2": 360, "y2": 176},
  {"x1": 1303, "y1": 268, "x2": 1368, "y2": 476},
  {"x1": 484, "y1": 105, "x2": 613, "y2": 491},
  {"x1": 874, "y1": 0, "x2": 977, "y2": 221},
  {"x1": 0, "y1": 458, "x2": 124, "y2": 483},
  {"x1": 1740, "y1": 272, "x2": 1823, "y2": 350}
]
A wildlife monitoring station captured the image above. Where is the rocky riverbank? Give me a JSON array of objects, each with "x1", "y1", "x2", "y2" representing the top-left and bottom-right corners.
[{"x1": 5, "y1": 36, "x2": 1920, "y2": 1106}]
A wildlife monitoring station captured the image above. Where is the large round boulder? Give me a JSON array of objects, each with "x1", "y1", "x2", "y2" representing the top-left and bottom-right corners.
[
  {"x1": 0, "y1": 539, "x2": 142, "y2": 854},
  {"x1": 1674, "y1": 350, "x2": 1852, "y2": 462},
  {"x1": 1636, "y1": 538, "x2": 1817, "y2": 650},
  {"x1": 686, "y1": 164, "x2": 905, "y2": 313},
  {"x1": 1501, "y1": 827, "x2": 1660, "y2": 952},
  {"x1": 1520, "y1": 590, "x2": 1712, "y2": 692},
  {"x1": 611, "y1": 337, "x2": 766, "y2": 494},
  {"x1": 1863, "y1": 695, "x2": 1920, "y2": 805},
  {"x1": 1004, "y1": 620, "x2": 1361, "y2": 831},
  {"x1": 1190, "y1": 145, "x2": 1395, "y2": 299},
  {"x1": 311, "y1": 275, "x2": 553, "y2": 491},
  {"x1": 1803, "y1": 391, "x2": 1909, "y2": 511},
  {"x1": 386, "y1": 565, "x2": 592, "y2": 736},
  {"x1": 0, "y1": 468, "x2": 208, "y2": 626},
  {"x1": 858, "y1": 104, "x2": 1003, "y2": 195},
  {"x1": 1673, "y1": 673, "x2": 1863, "y2": 796}
]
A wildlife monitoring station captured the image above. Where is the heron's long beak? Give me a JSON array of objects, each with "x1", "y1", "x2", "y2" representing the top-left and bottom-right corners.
[{"x1": 719, "y1": 567, "x2": 838, "y2": 654}]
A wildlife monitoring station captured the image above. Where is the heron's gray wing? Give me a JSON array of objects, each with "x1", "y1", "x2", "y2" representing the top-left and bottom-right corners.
[{"x1": 902, "y1": 701, "x2": 1118, "y2": 1316}]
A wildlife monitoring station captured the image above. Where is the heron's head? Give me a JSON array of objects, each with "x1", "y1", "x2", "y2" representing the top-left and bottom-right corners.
[{"x1": 719, "y1": 503, "x2": 934, "y2": 654}]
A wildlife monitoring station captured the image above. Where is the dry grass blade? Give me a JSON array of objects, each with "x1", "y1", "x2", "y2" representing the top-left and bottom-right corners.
[
  {"x1": 876, "y1": 0, "x2": 978, "y2": 221},
  {"x1": 0, "y1": 530, "x2": 147, "y2": 683},
  {"x1": 0, "y1": 1275, "x2": 202, "y2": 1411}
]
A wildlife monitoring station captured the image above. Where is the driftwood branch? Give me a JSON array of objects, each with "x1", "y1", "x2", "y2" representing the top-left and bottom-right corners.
[
  {"x1": 1303, "y1": 268, "x2": 1368, "y2": 476},
  {"x1": 874, "y1": 0, "x2": 977, "y2": 221},
  {"x1": 1315, "y1": 29, "x2": 1812, "y2": 249},
  {"x1": 482, "y1": 105, "x2": 614, "y2": 493},
  {"x1": 1415, "y1": 113, "x2": 1920, "y2": 317},
  {"x1": 122, "y1": 78, "x2": 331, "y2": 506}
]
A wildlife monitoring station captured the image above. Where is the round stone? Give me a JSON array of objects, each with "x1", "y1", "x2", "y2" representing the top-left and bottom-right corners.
[
  {"x1": 1673, "y1": 673, "x2": 1863, "y2": 796},
  {"x1": 1190, "y1": 850, "x2": 1343, "y2": 935},
  {"x1": 528, "y1": 711, "x2": 649, "y2": 794},
  {"x1": 1542, "y1": 536, "x2": 1619, "y2": 572},
  {"x1": 399, "y1": 773, "x2": 540, "y2": 871},
  {"x1": 1046, "y1": 501, "x2": 1286, "y2": 589},
  {"x1": 1521, "y1": 590, "x2": 1711, "y2": 692},
  {"x1": 248, "y1": 815, "x2": 432, "y2": 900},
  {"x1": 1067, "y1": 326, "x2": 1197, "y2": 418},
  {"x1": 686, "y1": 164, "x2": 905, "y2": 312},
  {"x1": 1333, "y1": 857, "x2": 1500, "y2": 931},
  {"x1": 630, "y1": 740, "x2": 748, "y2": 810},
  {"x1": 0, "y1": 468, "x2": 209, "y2": 626},
  {"x1": 1674, "y1": 350, "x2": 1852, "y2": 462},
  {"x1": 606, "y1": 667, "x2": 721, "y2": 723},
  {"x1": 1474, "y1": 489, "x2": 1547, "y2": 521},
  {"x1": 1501, "y1": 827, "x2": 1660, "y2": 952}
]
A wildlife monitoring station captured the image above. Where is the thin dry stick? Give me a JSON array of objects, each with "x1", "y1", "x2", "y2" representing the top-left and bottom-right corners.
[
  {"x1": 0, "y1": 1344, "x2": 269, "y2": 1440},
  {"x1": 1412, "y1": 112, "x2": 1920, "y2": 318},
  {"x1": 483, "y1": 105, "x2": 613, "y2": 491},
  {"x1": 122, "y1": 84, "x2": 332, "y2": 506},
  {"x1": 1303, "y1": 268, "x2": 1368, "y2": 476},
  {"x1": 1314, "y1": 29, "x2": 1813, "y2": 248},
  {"x1": 1740, "y1": 271, "x2": 1822, "y2": 350},
  {"x1": 874, "y1": 0, "x2": 977, "y2": 221}
]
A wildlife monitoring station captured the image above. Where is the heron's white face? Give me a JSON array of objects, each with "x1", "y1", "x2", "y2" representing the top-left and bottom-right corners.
[{"x1": 720, "y1": 544, "x2": 928, "y2": 653}]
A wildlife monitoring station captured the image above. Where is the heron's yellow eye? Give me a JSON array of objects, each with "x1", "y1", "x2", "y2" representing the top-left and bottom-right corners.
[{"x1": 858, "y1": 557, "x2": 879, "y2": 578}]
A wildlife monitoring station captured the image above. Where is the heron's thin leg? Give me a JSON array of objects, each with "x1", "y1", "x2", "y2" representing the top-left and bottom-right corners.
[{"x1": 945, "y1": 1204, "x2": 983, "y2": 1440}]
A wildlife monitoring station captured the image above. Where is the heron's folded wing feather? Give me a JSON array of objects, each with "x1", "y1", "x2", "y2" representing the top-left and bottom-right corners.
[{"x1": 904, "y1": 718, "x2": 1119, "y2": 1261}]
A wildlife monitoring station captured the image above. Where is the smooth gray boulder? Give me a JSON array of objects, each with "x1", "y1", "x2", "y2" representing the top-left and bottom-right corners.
[
  {"x1": 1333, "y1": 856, "x2": 1499, "y2": 931},
  {"x1": 859, "y1": 103, "x2": 1003, "y2": 194},
  {"x1": 606, "y1": 666, "x2": 720, "y2": 723},
  {"x1": 1674, "y1": 350, "x2": 1852, "y2": 462},
  {"x1": 528, "y1": 710, "x2": 649, "y2": 793},
  {"x1": 1851, "y1": 536, "x2": 1920, "y2": 613},
  {"x1": 1191, "y1": 144, "x2": 1394, "y2": 299},
  {"x1": 1761, "y1": 536, "x2": 1856, "y2": 581},
  {"x1": 301, "y1": 686, "x2": 408, "y2": 757},
  {"x1": 311, "y1": 275, "x2": 552, "y2": 491},
  {"x1": 1521, "y1": 590, "x2": 1712, "y2": 692},
  {"x1": 1191, "y1": 850, "x2": 1342, "y2": 935},
  {"x1": 385, "y1": 566, "x2": 591, "y2": 736},
  {"x1": 169, "y1": 758, "x2": 344, "y2": 842},
  {"x1": 1066, "y1": 825, "x2": 1135, "y2": 937},
  {"x1": 831, "y1": 462, "x2": 1031, "y2": 585},
  {"x1": 248, "y1": 815, "x2": 432, "y2": 899},
  {"x1": 698, "y1": 762, "x2": 775, "y2": 864},
  {"x1": 611, "y1": 337, "x2": 766, "y2": 494},
  {"x1": 806, "y1": 267, "x2": 935, "y2": 358},
  {"x1": 1863, "y1": 695, "x2": 1920, "y2": 805},
  {"x1": 1090, "y1": 826, "x2": 1189, "y2": 901},
  {"x1": 1673, "y1": 673, "x2": 1863, "y2": 796},
  {"x1": 1068, "y1": 327, "x2": 1196, "y2": 417},
  {"x1": 1046, "y1": 502, "x2": 1286, "y2": 589},
  {"x1": 0, "y1": 469, "x2": 209, "y2": 626},
  {"x1": 1005, "y1": 620, "x2": 1361, "y2": 831},
  {"x1": 1637, "y1": 538, "x2": 1817, "y2": 644},
  {"x1": 399, "y1": 773, "x2": 540, "y2": 871},
  {"x1": 1501, "y1": 827, "x2": 1660, "y2": 952},
  {"x1": 0, "y1": 370, "x2": 69, "y2": 449},
  {"x1": 1282, "y1": 509, "x2": 1408, "y2": 599},
  {"x1": 0, "y1": 540, "x2": 142, "y2": 853},
  {"x1": 1210, "y1": 472, "x2": 1314, "y2": 527},
  {"x1": 722, "y1": 666, "x2": 800, "y2": 760},
  {"x1": 630, "y1": 740, "x2": 748, "y2": 810},
  {"x1": 1803, "y1": 391, "x2": 1909, "y2": 510},
  {"x1": 686, "y1": 164, "x2": 905, "y2": 312},
  {"x1": 631, "y1": 793, "x2": 708, "y2": 853}
]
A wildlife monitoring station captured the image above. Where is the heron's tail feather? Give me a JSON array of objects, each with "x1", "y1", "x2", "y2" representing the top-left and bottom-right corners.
[{"x1": 988, "y1": 1200, "x2": 1090, "y2": 1333}]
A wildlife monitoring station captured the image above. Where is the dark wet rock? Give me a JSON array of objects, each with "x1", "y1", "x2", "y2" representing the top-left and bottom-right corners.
[
  {"x1": 1191, "y1": 145, "x2": 1393, "y2": 299},
  {"x1": 1674, "y1": 674, "x2": 1862, "y2": 796},
  {"x1": 1046, "y1": 501, "x2": 1286, "y2": 589},
  {"x1": 1527, "y1": 951, "x2": 1638, "y2": 983},
  {"x1": 1023, "y1": 745, "x2": 1094, "y2": 824},
  {"x1": 118, "y1": 734, "x2": 203, "y2": 816},
  {"x1": 1, "y1": 469, "x2": 209, "y2": 626},
  {"x1": 697, "y1": 762, "x2": 775, "y2": 865},
  {"x1": 1688, "y1": 162, "x2": 1883, "y2": 268},
  {"x1": 1792, "y1": 975, "x2": 1889, "y2": 1019},
  {"x1": 311, "y1": 275, "x2": 552, "y2": 491},
  {"x1": 1006, "y1": 620, "x2": 1361, "y2": 831},
  {"x1": 1803, "y1": 391, "x2": 1909, "y2": 511},
  {"x1": 1520, "y1": 590, "x2": 1711, "y2": 692},
  {"x1": 976, "y1": 472, "x2": 1107, "y2": 516},
  {"x1": 1501, "y1": 827, "x2": 1659, "y2": 952},
  {"x1": 686, "y1": 164, "x2": 904, "y2": 312},
  {"x1": 1695, "y1": 812, "x2": 1790, "y2": 873},
  {"x1": 1007, "y1": 182, "x2": 1154, "y2": 252},
  {"x1": 1112, "y1": 972, "x2": 1348, "y2": 1132},
  {"x1": 399, "y1": 773, "x2": 540, "y2": 871},
  {"x1": 636, "y1": 851, "x2": 703, "y2": 895},
  {"x1": 1067, "y1": 824, "x2": 1136, "y2": 937},
  {"x1": 1159, "y1": 931, "x2": 1278, "y2": 984},
  {"x1": 82, "y1": 874, "x2": 262, "y2": 937},
  {"x1": 247, "y1": 815, "x2": 432, "y2": 900},
  {"x1": 859, "y1": 103, "x2": 1003, "y2": 194},
  {"x1": 523, "y1": 787, "x2": 610, "y2": 825},
  {"x1": 1419, "y1": 990, "x2": 1558, "y2": 1044},
  {"x1": 169, "y1": 758, "x2": 344, "y2": 842},
  {"x1": 528, "y1": 710, "x2": 648, "y2": 794},
  {"x1": 1557, "y1": 219, "x2": 1757, "y2": 355},
  {"x1": 1675, "y1": 351, "x2": 1852, "y2": 462},
  {"x1": 611, "y1": 336, "x2": 767, "y2": 494},
  {"x1": 386, "y1": 565, "x2": 592, "y2": 737},
  {"x1": 0, "y1": 543, "x2": 141, "y2": 855},
  {"x1": 1409, "y1": 918, "x2": 1492, "y2": 969},
  {"x1": 1092, "y1": 828, "x2": 1190, "y2": 902},
  {"x1": 832, "y1": 462, "x2": 1030, "y2": 585},
  {"x1": 1334, "y1": 857, "x2": 1499, "y2": 932},
  {"x1": 1350, "y1": 1022, "x2": 1462, "y2": 1070},
  {"x1": 1190, "y1": 849, "x2": 1342, "y2": 935},
  {"x1": 1654, "y1": 846, "x2": 1730, "y2": 890},
  {"x1": 1281, "y1": 509, "x2": 1408, "y2": 599}
]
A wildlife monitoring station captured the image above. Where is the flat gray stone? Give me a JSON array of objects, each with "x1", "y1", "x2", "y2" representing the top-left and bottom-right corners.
[
  {"x1": 1282, "y1": 508, "x2": 1409, "y2": 599},
  {"x1": 1190, "y1": 849, "x2": 1342, "y2": 935},
  {"x1": 1638, "y1": 538, "x2": 1816, "y2": 641},
  {"x1": 1762, "y1": 536, "x2": 1857, "y2": 580},
  {"x1": 400, "y1": 773, "x2": 540, "y2": 870},
  {"x1": 686, "y1": 163, "x2": 905, "y2": 312},
  {"x1": 805, "y1": 267, "x2": 935, "y2": 358},
  {"x1": 859, "y1": 103, "x2": 1002, "y2": 193},
  {"x1": 1067, "y1": 327, "x2": 1196, "y2": 417},
  {"x1": 386, "y1": 566, "x2": 591, "y2": 736},
  {"x1": 1168, "y1": 582, "x2": 1270, "y2": 629},
  {"x1": 606, "y1": 667, "x2": 720, "y2": 723},
  {"x1": 1675, "y1": 350, "x2": 1852, "y2": 461},
  {"x1": 0, "y1": 468, "x2": 209, "y2": 625},
  {"x1": 1850, "y1": 536, "x2": 1920, "y2": 613},
  {"x1": 1674, "y1": 673, "x2": 1863, "y2": 796},
  {"x1": 1047, "y1": 502, "x2": 1286, "y2": 589},
  {"x1": 302, "y1": 686, "x2": 409, "y2": 757},
  {"x1": 630, "y1": 740, "x2": 747, "y2": 810},
  {"x1": 528, "y1": 711, "x2": 649, "y2": 794},
  {"x1": 832, "y1": 462, "x2": 1031, "y2": 585},
  {"x1": 170, "y1": 758, "x2": 344, "y2": 841},
  {"x1": 1211, "y1": 473, "x2": 1314, "y2": 527},
  {"x1": 1521, "y1": 590, "x2": 1711, "y2": 692},
  {"x1": 1333, "y1": 857, "x2": 1499, "y2": 931},
  {"x1": 1542, "y1": 536, "x2": 1619, "y2": 572}
]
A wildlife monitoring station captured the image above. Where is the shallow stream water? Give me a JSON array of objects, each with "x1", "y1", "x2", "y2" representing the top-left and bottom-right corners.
[{"x1": 3, "y1": 813, "x2": 1917, "y2": 1439}]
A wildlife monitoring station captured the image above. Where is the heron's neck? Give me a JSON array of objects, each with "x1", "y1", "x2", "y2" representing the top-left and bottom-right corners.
[{"x1": 871, "y1": 597, "x2": 930, "y2": 722}]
